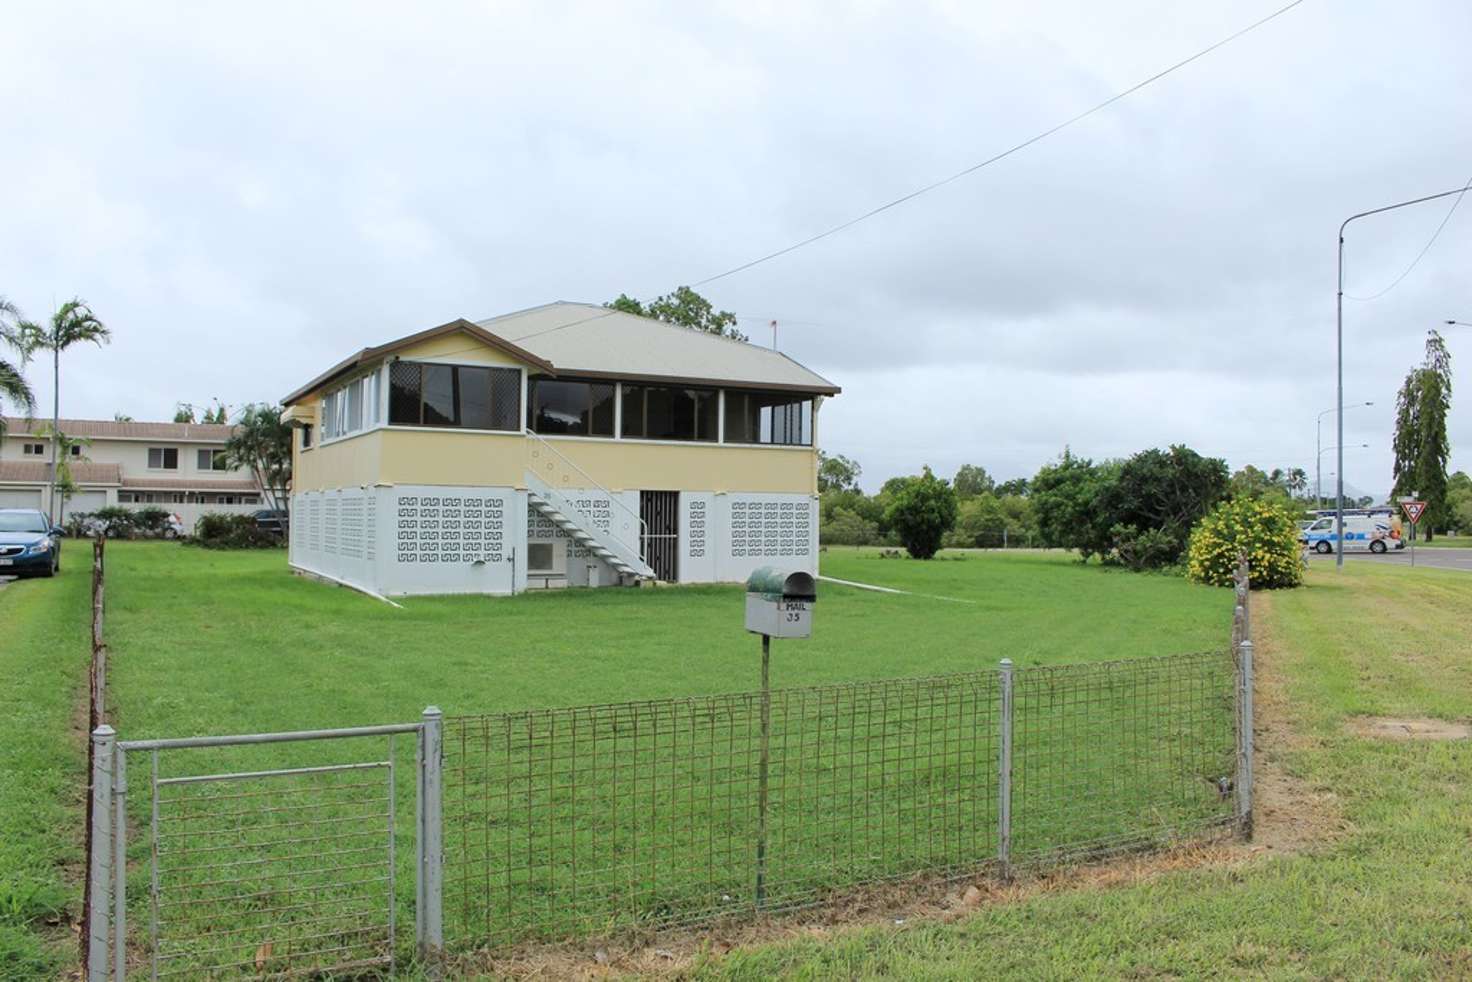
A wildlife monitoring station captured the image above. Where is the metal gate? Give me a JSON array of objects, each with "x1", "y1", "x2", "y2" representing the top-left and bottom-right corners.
[
  {"x1": 88, "y1": 711, "x2": 445, "y2": 980},
  {"x1": 640, "y1": 490, "x2": 679, "y2": 581}
]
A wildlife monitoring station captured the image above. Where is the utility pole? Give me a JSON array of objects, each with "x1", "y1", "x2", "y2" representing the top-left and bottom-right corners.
[{"x1": 1336, "y1": 184, "x2": 1469, "y2": 569}]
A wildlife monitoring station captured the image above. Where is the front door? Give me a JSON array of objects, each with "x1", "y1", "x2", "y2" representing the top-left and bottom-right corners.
[{"x1": 640, "y1": 490, "x2": 679, "y2": 581}]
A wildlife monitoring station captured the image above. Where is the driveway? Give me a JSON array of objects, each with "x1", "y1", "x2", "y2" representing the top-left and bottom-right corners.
[{"x1": 1310, "y1": 547, "x2": 1472, "y2": 573}]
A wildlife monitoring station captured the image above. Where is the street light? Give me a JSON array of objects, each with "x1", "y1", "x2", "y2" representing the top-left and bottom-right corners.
[
  {"x1": 1316, "y1": 402, "x2": 1372, "y2": 506},
  {"x1": 1336, "y1": 184, "x2": 1471, "y2": 569}
]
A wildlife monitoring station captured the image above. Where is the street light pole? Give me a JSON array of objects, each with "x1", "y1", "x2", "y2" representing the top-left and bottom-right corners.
[{"x1": 1337, "y1": 185, "x2": 1470, "y2": 569}]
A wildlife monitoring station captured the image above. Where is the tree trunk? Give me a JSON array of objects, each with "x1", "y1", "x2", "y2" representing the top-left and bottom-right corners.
[{"x1": 48, "y1": 346, "x2": 59, "y2": 525}]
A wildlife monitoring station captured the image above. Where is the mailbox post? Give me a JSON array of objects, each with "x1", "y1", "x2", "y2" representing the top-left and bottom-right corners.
[{"x1": 744, "y1": 567, "x2": 816, "y2": 909}]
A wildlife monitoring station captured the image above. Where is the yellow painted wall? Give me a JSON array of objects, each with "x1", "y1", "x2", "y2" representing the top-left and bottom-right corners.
[
  {"x1": 294, "y1": 430, "x2": 385, "y2": 491},
  {"x1": 395, "y1": 335, "x2": 528, "y2": 367},
  {"x1": 296, "y1": 428, "x2": 815, "y2": 494}
]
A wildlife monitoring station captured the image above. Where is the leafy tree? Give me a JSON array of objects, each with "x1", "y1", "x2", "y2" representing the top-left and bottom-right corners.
[
  {"x1": 606, "y1": 286, "x2": 748, "y2": 342},
  {"x1": 14, "y1": 298, "x2": 110, "y2": 522},
  {"x1": 818, "y1": 451, "x2": 862, "y2": 493},
  {"x1": 0, "y1": 296, "x2": 36, "y2": 435},
  {"x1": 820, "y1": 506, "x2": 881, "y2": 546},
  {"x1": 884, "y1": 466, "x2": 957, "y2": 559},
  {"x1": 996, "y1": 477, "x2": 1030, "y2": 497},
  {"x1": 112, "y1": 411, "x2": 133, "y2": 422},
  {"x1": 952, "y1": 464, "x2": 995, "y2": 499},
  {"x1": 1391, "y1": 331, "x2": 1453, "y2": 538},
  {"x1": 1101, "y1": 445, "x2": 1229, "y2": 566},
  {"x1": 1447, "y1": 471, "x2": 1472, "y2": 533},
  {"x1": 224, "y1": 403, "x2": 292, "y2": 517},
  {"x1": 174, "y1": 400, "x2": 229, "y2": 424},
  {"x1": 1031, "y1": 449, "x2": 1120, "y2": 560}
]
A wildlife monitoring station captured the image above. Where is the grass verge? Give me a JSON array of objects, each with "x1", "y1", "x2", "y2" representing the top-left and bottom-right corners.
[{"x1": 0, "y1": 562, "x2": 90, "y2": 978}]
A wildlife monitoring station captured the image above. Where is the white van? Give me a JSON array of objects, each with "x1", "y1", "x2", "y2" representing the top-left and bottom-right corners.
[{"x1": 1301, "y1": 515, "x2": 1401, "y2": 554}]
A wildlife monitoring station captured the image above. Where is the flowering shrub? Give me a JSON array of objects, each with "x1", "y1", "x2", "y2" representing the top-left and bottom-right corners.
[{"x1": 1186, "y1": 496, "x2": 1303, "y2": 589}]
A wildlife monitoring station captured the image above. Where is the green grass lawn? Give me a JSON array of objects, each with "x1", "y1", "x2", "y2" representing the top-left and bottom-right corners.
[
  {"x1": 95, "y1": 543, "x2": 1238, "y2": 972},
  {"x1": 102, "y1": 543, "x2": 1231, "y2": 737},
  {"x1": 695, "y1": 560, "x2": 1472, "y2": 980},
  {"x1": 17, "y1": 542, "x2": 1472, "y2": 978},
  {"x1": 0, "y1": 559, "x2": 90, "y2": 977},
  {"x1": 1414, "y1": 534, "x2": 1472, "y2": 548}
]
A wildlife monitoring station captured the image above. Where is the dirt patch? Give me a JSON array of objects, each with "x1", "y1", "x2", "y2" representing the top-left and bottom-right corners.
[
  {"x1": 1346, "y1": 716, "x2": 1472, "y2": 741},
  {"x1": 1247, "y1": 591, "x2": 1352, "y2": 853}
]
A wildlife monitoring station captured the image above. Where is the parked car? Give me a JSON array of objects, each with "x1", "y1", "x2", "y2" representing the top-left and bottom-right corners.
[
  {"x1": 252, "y1": 509, "x2": 289, "y2": 535},
  {"x1": 0, "y1": 508, "x2": 62, "y2": 577}
]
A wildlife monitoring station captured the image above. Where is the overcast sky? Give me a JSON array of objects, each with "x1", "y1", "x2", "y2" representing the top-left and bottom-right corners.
[{"x1": 3, "y1": 1, "x2": 1469, "y2": 497}]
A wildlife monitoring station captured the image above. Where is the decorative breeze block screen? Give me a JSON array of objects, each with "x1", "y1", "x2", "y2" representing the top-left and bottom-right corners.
[
  {"x1": 394, "y1": 493, "x2": 507, "y2": 564},
  {"x1": 729, "y1": 498, "x2": 811, "y2": 558}
]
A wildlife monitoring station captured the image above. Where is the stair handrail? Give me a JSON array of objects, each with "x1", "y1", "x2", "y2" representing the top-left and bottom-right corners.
[{"x1": 524, "y1": 427, "x2": 649, "y2": 561}]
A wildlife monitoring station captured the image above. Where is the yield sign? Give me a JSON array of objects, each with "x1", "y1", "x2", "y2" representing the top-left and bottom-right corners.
[{"x1": 1401, "y1": 500, "x2": 1428, "y2": 524}]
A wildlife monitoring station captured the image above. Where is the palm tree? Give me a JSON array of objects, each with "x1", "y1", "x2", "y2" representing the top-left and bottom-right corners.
[
  {"x1": 0, "y1": 296, "x2": 36, "y2": 436},
  {"x1": 16, "y1": 299, "x2": 110, "y2": 523}
]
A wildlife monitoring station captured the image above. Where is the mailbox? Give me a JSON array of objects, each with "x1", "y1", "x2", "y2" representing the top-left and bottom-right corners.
[{"x1": 744, "y1": 566, "x2": 817, "y2": 639}]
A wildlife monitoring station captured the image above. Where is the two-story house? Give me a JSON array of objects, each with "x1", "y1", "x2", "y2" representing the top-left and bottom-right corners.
[
  {"x1": 0, "y1": 417, "x2": 263, "y2": 519},
  {"x1": 280, "y1": 301, "x2": 839, "y2": 596}
]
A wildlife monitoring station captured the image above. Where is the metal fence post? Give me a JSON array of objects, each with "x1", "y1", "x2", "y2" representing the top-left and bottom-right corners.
[
  {"x1": 998, "y1": 658, "x2": 1014, "y2": 878},
  {"x1": 86, "y1": 725, "x2": 115, "y2": 982},
  {"x1": 416, "y1": 706, "x2": 444, "y2": 972},
  {"x1": 1236, "y1": 640, "x2": 1255, "y2": 840},
  {"x1": 112, "y1": 748, "x2": 127, "y2": 982}
]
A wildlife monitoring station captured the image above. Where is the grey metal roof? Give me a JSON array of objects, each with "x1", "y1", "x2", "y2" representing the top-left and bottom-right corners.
[{"x1": 476, "y1": 302, "x2": 839, "y2": 394}]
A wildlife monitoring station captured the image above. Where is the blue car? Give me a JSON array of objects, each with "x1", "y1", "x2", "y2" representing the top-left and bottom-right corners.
[{"x1": 0, "y1": 509, "x2": 62, "y2": 578}]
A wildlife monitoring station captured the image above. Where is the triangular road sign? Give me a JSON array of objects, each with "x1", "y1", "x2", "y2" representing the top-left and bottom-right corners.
[{"x1": 1401, "y1": 500, "x2": 1428, "y2": 524}]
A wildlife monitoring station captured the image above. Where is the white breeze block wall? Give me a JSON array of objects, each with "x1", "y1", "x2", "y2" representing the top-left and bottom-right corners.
[
  {"x1": 378, "y1": 486, "x2": 522, "y2": 596},
  {"x1": 525, "y1": 491, "x2": 627, "y2": 587},
  {"x1": 291, "y1": 486, "x2": 523, "y2": 596},
  {"x1": 685, "y1": 492, "x2": 816, "y2": 584}
]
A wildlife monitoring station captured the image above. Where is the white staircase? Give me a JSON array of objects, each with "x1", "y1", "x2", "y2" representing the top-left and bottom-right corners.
[{"x1": 524, "y1": 432, "x2": 654, "y2": 583}]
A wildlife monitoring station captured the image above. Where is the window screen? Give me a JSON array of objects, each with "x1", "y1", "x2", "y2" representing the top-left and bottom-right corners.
[
  {"x1": 724, "y1": 391, "x2": 813, "y2": 445},
  {"x1": 622, "y1": 385, "x2": 717, "y2": 441},
  {"x1": 387, "y1": 361, "x2": 521, "y2": 431},
  {"x1": 527, "y1": 542, "x2": 556, "y2": 571}
]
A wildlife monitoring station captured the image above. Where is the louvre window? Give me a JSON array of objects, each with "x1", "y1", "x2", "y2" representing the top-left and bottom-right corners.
[
  {"x1": 622, "y1": 385, "x2": 718, "y2": 442},
  {"x1": 724, "y1": 391, "x2": 813, "y2": 446},
  {"x1": 527, "y1": 376, "x2": 615, "y2": 436},
  {"x1": 388, "y1": 361, "x2": 520, "y2": 431}
]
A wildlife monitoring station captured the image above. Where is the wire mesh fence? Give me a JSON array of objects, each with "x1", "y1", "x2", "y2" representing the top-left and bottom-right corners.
[{"x1": 441, "y1": 650, "x2": 1236, "y2": 951}]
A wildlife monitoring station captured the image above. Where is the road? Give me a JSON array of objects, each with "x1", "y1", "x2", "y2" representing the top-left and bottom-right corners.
[{"x1": 1311, "y1": 547, "x2": 1472, "y2": 573}]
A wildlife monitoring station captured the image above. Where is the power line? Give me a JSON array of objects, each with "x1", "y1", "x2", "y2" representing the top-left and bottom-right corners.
[
  {"x1": 691, "y1": 0, "x2": 1309, "y2": 288},
  {"x1": 1344, "y1": 172, "x2": 1472, "y2": 302}
]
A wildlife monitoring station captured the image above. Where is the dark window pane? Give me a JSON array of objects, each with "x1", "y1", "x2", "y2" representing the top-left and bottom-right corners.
[
  {"x1": 458, "y1": 366, "x2": 493, "y2": 429},
  {"x1": 588, "y1": 383, "x2": 615, "y2": 436},
  {"x1": 530, "y1": 378, "x2": 588, "y2": 435},
  {"x1": 490, "y1": 368, "x2": 521, "y2": 431},
  {"x1": 389, "y1": 362, "x2": 422, "y2": 425},
  {"x1": 621, "y1": 386, "x2": 644, "y2": 438},
  {"x1": 725, "y1": 390, "x2": 813, "y2": 445},
  {"x1": 644, "y1": 386, "x2": 678, "y2": 440},
  {"x1": 694, "y1": 389, "x2": 718, "y2": 441},
  {"x1": 422, "y1": 364, "x2": 457, "y2": 426}
]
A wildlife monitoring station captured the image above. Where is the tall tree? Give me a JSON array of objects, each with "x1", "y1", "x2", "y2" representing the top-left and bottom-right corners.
[
  {"x1": 0, "y1": 296, "x2": 36, "y2": 435},
  {"x1": 818, "y1": 451, "x2": 862, "y2": 493},
  {"x1": 1391, "y1": 331, "x2": 1453, "y2": 538},
  {"x1": 224, "y1": 403, "x2": 293, "y2": 517},
  {"x1": 952, "y1": 464, "x2": 995, "y2": 499},
  {"x1": 606, "y1": 286, "x2": 748, "y2": 342},
  {"x1": 15, "y1": 299, "x2": 110, "y2": 522}
]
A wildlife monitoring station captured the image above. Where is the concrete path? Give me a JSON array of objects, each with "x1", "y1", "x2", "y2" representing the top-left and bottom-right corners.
[
  {"x1": 817, "y1": 574, "x2": 977, "y2": 604},
  {"x1": 1311, "y1": 547, "x2": 1472, "y2": 573}
]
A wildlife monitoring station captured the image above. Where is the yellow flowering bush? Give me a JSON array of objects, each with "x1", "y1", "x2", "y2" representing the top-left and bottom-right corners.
[{"x1": 1186, "y1": 496, "x2": 1303, "y2": 589}]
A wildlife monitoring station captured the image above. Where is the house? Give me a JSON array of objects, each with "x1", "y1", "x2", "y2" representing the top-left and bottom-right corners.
[
  {"x1": 0, "y1": 417, "x2": 263, "y2": 521},
  {"x1": 280, "y1": 301, "x2": 839, "y2": 596}
]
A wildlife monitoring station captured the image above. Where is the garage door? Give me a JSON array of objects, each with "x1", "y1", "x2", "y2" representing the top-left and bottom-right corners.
[
  {"x1": 63, "y1": 491, "x2": 108, "y2": 517},
  {"x1": 0, "y1": 489, "x2": 43, "y2": 509}
]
